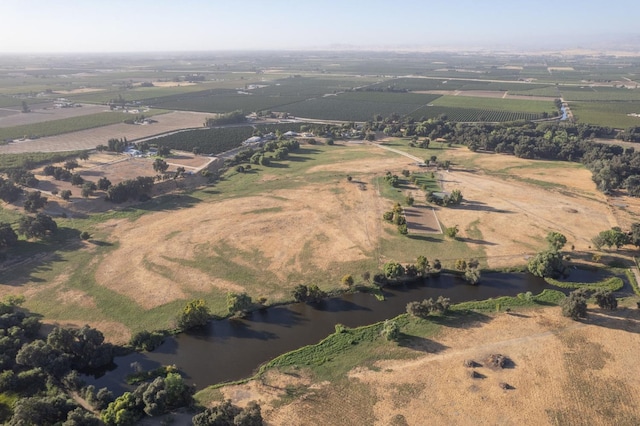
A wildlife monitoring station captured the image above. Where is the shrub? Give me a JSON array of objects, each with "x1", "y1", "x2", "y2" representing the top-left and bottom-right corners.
[
  {"x1": 561, "y1": 289, "x2": 588, "y2": 320},
  {"x1": 381, "y1": 320, "x2": 400, "y2": 341}
]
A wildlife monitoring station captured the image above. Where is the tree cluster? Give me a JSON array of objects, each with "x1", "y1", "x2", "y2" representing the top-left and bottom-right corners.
[
  {"x1": 406, "y1": 296, "x2": 451, "y2": 318},
  {"x1": 23, "y1": 190, "x2": 47, "y2": 213},
  {"x1": 43, "y1": 165, "x2": 73, "y2": 181},
  {"x1": 204, "y1": 110, "x2": 247, "y2": 127},
  {"x1": 382, "y1": 203, "x2": 407, "y2": 235},
  {"x1": 6, "y1": 168, "x2": 38, "y2": 188},
  {"x1": 592, "y1": 227, "x2": 629, "y2": 250},
  {"x1": 97, "y1": 138, "x2": 128, "y2": 153},
  {"x1": 379, "y1": 256, "x2": 440, "y2": 284},
  {"x1": 426, "y1": 189, "x2": 463, "y2": 207},
  {"x1": 527, "y1": 231, "x2": 568, "y2": 278},
  {"x1": 105, "y1": 176, "x2": 154, "y2": 203},
  {"x1": 18, "y1": 213, "x2": 57, "y2": 239},
  {"x1": 101, "y1": 372, "x2": 194, "y2": 425},
  {"x1": 0, "y1": 299, "x2": 114, "y2": 425},
  {"x1": 192, "y1": 399, "x2": 263, "y2": 426},
  {"x1": 292, "y1": 284, "x2": 327, "y2": 304}
]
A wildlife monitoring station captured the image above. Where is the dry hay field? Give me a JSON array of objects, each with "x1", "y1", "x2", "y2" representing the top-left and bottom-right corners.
[
  {"x1": 432, "y1": 149, "x2": 620, "y2": 268},
  {"x1": 224, "y1": 306, "x2": 640, "y2": 425},
  {"x1": 0, "y1": 110, "x2": 211, "y2": 153}
]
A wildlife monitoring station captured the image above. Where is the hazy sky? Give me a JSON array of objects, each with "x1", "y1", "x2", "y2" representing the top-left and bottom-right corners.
[{"x1": 2, "y1": 0, "x2": 638, "y2": 53}]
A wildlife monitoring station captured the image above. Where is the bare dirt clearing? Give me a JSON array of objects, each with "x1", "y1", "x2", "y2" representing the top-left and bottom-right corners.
[
  {"x1": 227, "y1": 307, "x2": 640, "y2": 425},
  {"x1": 0, "y1": 110, "x2": 211, "y2": 153}
]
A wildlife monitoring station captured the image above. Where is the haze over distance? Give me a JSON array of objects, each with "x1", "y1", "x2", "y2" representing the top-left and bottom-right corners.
[{"x1": 2, "y1": 0, "x2": 639, "y2": 54}]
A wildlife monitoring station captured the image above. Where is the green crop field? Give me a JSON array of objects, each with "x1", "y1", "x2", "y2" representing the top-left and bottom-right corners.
[
  {"x1": 275, "y1": 97, "x2": 426, "y2": 121},
  {"x1": 409, "y1": 106, "x2": 549, "y2": 122},
  {"x1": 559, "y1": 86, "x2": 640, "y2": 102},
  {"x1": 431, "y1": 95, "x2": 556, "y2": 113},
  {"x1": 145, "y1": 126, "x2": 255, "y2": 154},
  {"x1": 570, "y1": 101, "x2": 640, "y2": 128},
  {"x1": 0, "y1": 111, "x2": 132, "y2": 141},
  {"x1": 407, "y1": 93, "x2": 556, "y2": 122}
]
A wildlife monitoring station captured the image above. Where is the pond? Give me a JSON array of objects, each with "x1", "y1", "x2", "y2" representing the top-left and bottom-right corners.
[{"x1": 87, "y1": 272, "x2": 560, "y2": 393}]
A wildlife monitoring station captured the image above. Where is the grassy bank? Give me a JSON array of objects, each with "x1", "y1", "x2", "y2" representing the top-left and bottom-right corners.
[{"x1": 544, "y1": 276, "x2": 624, "y2": 291}]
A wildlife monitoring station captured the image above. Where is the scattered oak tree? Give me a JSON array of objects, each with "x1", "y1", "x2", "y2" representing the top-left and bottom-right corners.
[{"x1": 177, "y1": 299, "x2": 210, "y2": 330}]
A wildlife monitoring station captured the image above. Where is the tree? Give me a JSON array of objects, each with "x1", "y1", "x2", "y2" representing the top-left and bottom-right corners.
[
  {"x1": 64, "y1": 160, "x2": 79, "y2": 171},
  {"x1": 527, "y1": 250, "x2": 565, "y2": 278},
  {"x1": 407, "y1": 296, "x2": 450, "y2": 318},
  {"x1": 445, "y1": 225, "x2": 459, "y2": 239},
  {"x1": 383, "y1": 261, "x2": 405, "y2": 280},
  {"x1": 546, "y1": 231, "x2": 567, "y2": 251},
  {"x1": 21, "y1": 100, "x2": 30, "y2": 113},
  {"x1": 416, "y1": 255, "x2": 430, "y2": 276},
  {"x1": 81, "y1": 181, "x2": 97, "y2": 198},
  {"x1": 464, "y1": 267, "x2": 481, "y2": 285},
  {"x1": 101, "y1": 392, "x2": 142, "y2": 426},
  {"x1": 157, "y1": 146, "x2": 171, "y2": 157},
  {"x1": 70, "y1": 173, "x2": 84, "y2": 186},
  {"x1": 177, "y1": 299, "x2": 210, "y2": 330},
  {"x1": 405, "y1": 194, "x2": 414, "y2": 206},
  {"x1": 23, "y1": 191, "x2": 47, "y2": 213},
  {"x1": 381, "y1": 320, "x2": 400, "y2": 341},
  {"x1": 593, "y1": 289, "x2": 618, "y2": 310},
  {"x1": 60, "y1": 190, "x2": 72, "y2": 200},
  {"x1": 226, "y1": 292, "x2": 252, "y2": 315},
  {"x1": 341, "y1": 274, "x2": 354, "y2": 287},
  {"x1": 0, "y1": 223, "x2": 18, "y2": 250},
  {"x1": 0, "y1": 177, "x2": 22, "y2": 202},
  {"x1": 97, "y1": 177, "x2": 112, "y2": 191},
  {"x1": 448, "y1": 189, "x2": 463, "y2": 205},
  {"x1": 152, "y1": 158, "x2": 169, "y2": 173},
  {"x1": 18, "y1": 213, "x2": 57, "y2": 239},
  {"x1": 561, "y1": 289, "x2": 588, "y2": 320}
]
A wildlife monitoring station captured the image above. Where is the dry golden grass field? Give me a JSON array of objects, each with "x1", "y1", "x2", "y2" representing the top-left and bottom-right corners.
[
  {"x1": 221, "y1": 306, "x2": 640, "y2": 426},
  {"x1": 2, "y1": 137, "x2": 640, "y2": 425},
  {"x1": 2, "y1": 140, "x2": 637, "y2": 342}
]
